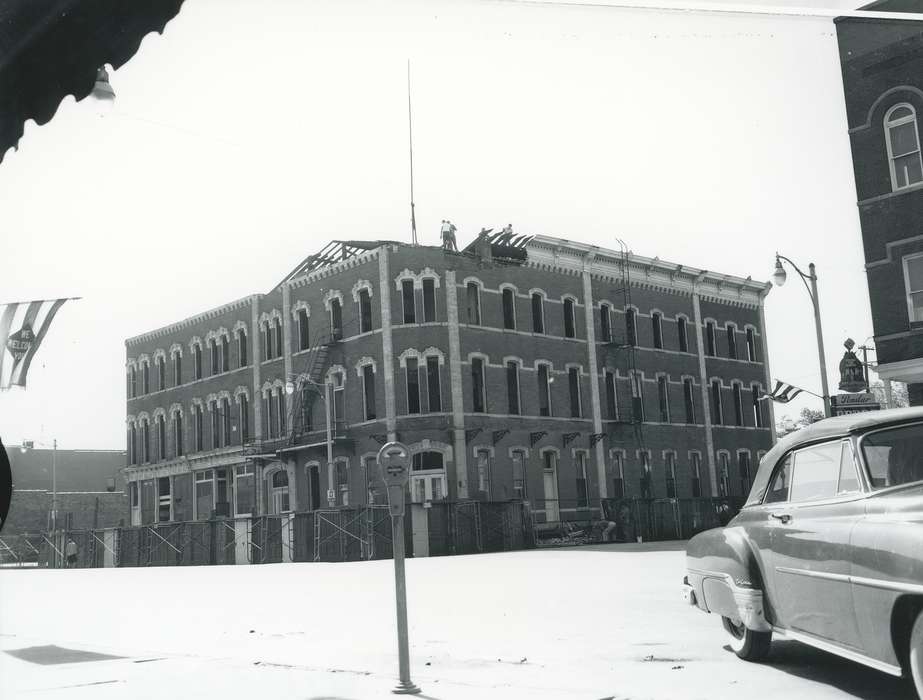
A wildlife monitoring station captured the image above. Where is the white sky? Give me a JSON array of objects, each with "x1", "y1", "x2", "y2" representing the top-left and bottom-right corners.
[{"x1": 0, "y1": 0, "x2": 893, "y2": 450}]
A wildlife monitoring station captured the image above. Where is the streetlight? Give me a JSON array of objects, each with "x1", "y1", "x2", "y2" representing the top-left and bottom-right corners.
[
  {"x1": 286, "y1": 374, "x2": 335, "y2": 507},
  {"x1": 772, "y1": 253, "x2": 832, "y2": 417},
  {"x1": 20, "y1": 439, "x2": 59, "y2": 531}
]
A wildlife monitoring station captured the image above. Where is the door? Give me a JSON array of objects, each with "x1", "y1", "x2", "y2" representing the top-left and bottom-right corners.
[
  {"x1": 543, "y1": 452, "x2": 559, "y2": 524},
  {"x1": 768, "y1": 440, "x2": 866, "y2": 649}
]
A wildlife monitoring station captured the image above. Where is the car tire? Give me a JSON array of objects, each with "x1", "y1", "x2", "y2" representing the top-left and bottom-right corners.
[
  {"x1": 910, "y1": 611, "x2": 923, "y2": 699},
  {"x1": 722, "y1": 616, "x2": 772, "y2": 661}
]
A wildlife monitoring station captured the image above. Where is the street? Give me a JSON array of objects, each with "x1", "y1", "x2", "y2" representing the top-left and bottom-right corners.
[{"x1": 0, "y1": 542, "x2": 915, "y2": 700}]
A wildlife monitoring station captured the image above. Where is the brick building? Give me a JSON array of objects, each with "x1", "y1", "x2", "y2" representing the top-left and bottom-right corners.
[
  {"x1": 123, "y1": 234, "x2": 774, "y2": 528},
  {"x1": 835, "y1": 2, "x2": 923, "y2": 403}
]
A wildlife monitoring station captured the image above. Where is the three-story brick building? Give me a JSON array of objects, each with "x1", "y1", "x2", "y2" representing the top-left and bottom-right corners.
[{"x1": 123, "y1": 233, "x2": 774, "y2": 528}]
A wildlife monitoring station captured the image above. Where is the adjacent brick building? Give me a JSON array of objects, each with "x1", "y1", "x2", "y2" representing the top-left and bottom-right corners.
[
  {"x1": 836, "y1": 2, "x2": 923, "y2": 402},
  {"x1": 124, "y1": 234, "x2": 774, "y2": 528}
]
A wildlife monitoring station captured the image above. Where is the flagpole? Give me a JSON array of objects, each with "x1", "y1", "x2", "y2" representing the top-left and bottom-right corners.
[
  {"x1": 0, "y1": 296, "x2": 82, "y2": 306},
  {"x1": 407, "y1": 60, "x2": 417, "y2": 246}
]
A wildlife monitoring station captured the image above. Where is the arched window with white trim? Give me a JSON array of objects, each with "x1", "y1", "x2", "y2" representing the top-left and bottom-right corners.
[
  {"x1": 885, "y1": 103, "x2": 923, "y2": 191},
  {"x1": 269, "y1": 469, "x2": 291, "y2": 514}
]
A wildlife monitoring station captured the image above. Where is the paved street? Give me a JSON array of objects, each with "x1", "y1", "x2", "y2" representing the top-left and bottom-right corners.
[{"x1": 0, "y1": 543, "x2": 915, "y2": 700}]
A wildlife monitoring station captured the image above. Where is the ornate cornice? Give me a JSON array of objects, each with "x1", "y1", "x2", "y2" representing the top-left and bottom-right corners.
[{"x1": 126, "y1": 295, "x2": 255, "y2": 348}]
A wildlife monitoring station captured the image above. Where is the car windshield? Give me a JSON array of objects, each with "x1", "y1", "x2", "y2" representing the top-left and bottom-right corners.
[{"x1": 861, "y1": 423, "x2": 923, "y2": 490}]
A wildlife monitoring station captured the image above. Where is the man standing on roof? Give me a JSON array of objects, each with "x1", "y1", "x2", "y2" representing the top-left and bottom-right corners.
[
  {"x1": 501, "y1": 223, "x2": 513, "y2": 237},
  {"x1": 441, "y1": 219, "x2": 458, "y2": 252}
]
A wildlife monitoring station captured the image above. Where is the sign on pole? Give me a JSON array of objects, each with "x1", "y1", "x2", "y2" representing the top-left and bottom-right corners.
[
  {"x1": 377, "y1": 441, "x2": 421, "y2": 695},
  {"x1": 831, "y1": 392, "x2": 881, "y2": 416}
]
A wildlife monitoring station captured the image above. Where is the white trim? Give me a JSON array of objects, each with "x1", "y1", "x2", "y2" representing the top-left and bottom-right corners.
[
  {"x1": 322, "y1": 289, "x2": 344, "y2": 312},
  {"x1": 289, "y1": 300, "x2": 310, "y2": 320},
  {"x1": 885, "y1": 102, "x2": 923, "y2": 193},
  {"x1": 354, "y1": 356, "x2": 377, "y2": 376},
  {"x1": 902, "y1": 251, "x2": 923, "y2": 324}
]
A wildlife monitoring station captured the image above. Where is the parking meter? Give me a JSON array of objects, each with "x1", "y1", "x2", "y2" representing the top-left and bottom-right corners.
[{"x1": 378, "y1": 441, "x2": 410, "y2": 517}]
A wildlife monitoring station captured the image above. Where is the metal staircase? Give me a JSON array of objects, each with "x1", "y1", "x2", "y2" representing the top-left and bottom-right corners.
[{"x1": 287, "y1": 331, "x2": 338, "y2": 446}]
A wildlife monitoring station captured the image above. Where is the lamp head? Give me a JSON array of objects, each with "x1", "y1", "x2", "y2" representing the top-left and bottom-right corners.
[
  {"x1": 284, "y1": 380, "x2": 295, "y2": 395},
  {"x1": 772, "y1": 257, "x2": 787, "y2": 287},
  {"x1": 91, "y1": 67, "x2": 115, "y2": 102}
]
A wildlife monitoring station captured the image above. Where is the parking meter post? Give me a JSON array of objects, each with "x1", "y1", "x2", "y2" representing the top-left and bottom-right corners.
[{"x1": 377, "y1": 441, "x2": 421, "y2": 696}]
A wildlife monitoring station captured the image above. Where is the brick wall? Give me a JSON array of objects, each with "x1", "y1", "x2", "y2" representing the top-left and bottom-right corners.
[{"x1": 3, "y1": 489, "x2": 128, "y2": 536}]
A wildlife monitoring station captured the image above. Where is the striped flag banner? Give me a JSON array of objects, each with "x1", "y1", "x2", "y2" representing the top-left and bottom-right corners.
[
  {"x1": 765, "y1": 380, "x2": 805, "y2": 404},
  {"x1": 0, "y1": 298, "x2": 76, "y2": 390}
]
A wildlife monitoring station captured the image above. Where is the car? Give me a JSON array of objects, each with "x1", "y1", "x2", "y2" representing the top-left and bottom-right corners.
[{"x1": 683, "y1": 407, "x2": 923, "y2": 697}]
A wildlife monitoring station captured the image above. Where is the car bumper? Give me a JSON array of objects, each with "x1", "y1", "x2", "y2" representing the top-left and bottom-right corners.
[{"x1": 682, "y1": 580, "x2": 697, "y2": 606}]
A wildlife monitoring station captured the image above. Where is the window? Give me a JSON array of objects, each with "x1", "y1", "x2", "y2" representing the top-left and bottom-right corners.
[
  {"x1": 738, "y1": 451, "x2": 752, "y2": 496},
  {"x1": 141, "y1": 420, "x2": 150, "y2": 463},
  {"x1": 261, "y1": 321, "x2": 272, "y2": 360},
  {"x1": 563, "y1": 298, "x2": 576, "y2": 338},
  {"x1": 568, "y1": 367, "x2": 581, "y2": 418},
  {"x1": 512, "y1": 450, "x2": 526, "y2": 499},
  {"x1": 211, "y1": 400, "x2": 221, "y2": 448},
  {"x1": 862, "y1": 423, "x2": 923, "y2": 489},
  {"x1": 733, "y1": 382, "x2": 744, "y2": 426},
  {"x1": 599, "y1": 303, "x2": 611, "y2": 343},
  {"x1": 531, "y1": 293, "x2": 544, "y2": 333},
  {"x1": 507, "y1": 361, "x2": 521, "y2": 415},
  {"x1": 471, "y1": 357, "x2": 486, "y2": 413},
  {"x1": 625, "y1": 308, "x2": 637, "y2": 346},
  {"x1": 173, "y1": 352, "x2": 182, "y2": 385},
  {"x1": 402, "y1": 280, "x2": 416, "y2": 324},
  {"x1": 157, "y1": 415, "x2": 166, "y2": 461},
  {"x1": 611, "y1": 453, "x2": 624, "y2": 498},
  {"x1": 332, "y1": 371, "x2": 345, "y2": 429},
  {"x1": 173, "y1": 411, "x2": 184, "y2": 457},
  {"x1": 336, "y1": 461, "x2": 349, "y2": 506},
  {"x1": 718, "y1": 453, "x2": 730, "y2": 496},
  {"x1": 751, "y1": 384, "x2": 764, "y2": 427},
  {"x1": 576, "y1": 452, "x2": 589, "y2": 507},
  {"x1": 426, "y1": 356, "x2": 441, "y2": 412},
  {"x1": 904, "y1": 253, "x2": 923, "y2": 323},
  {"x1": 406, "y1": 357, "x2": 421, "y2": 414},
  {"x1": 157, "y1": 357, "x2": 166, "y2": 391},
  {"x1": 276, "y1": 387, "x2": 285, "y2": 437},
  {"x1": 467, "y1": 283, "x2": 481, "y2": 325},
  {"x1": 631, "y1": 372, "x2": 644, "y2": 422},
  {"x1": 605, "y1": 370, "x2": 618, "y2": 419},
  {"x1": 362, "y1": 364, "x2": 376, "y2": 420},
  {"x1": 195, "y1": 470, "x2": 214, "y2": 521},
  {"x1": 237, "y1": 328, "x2": 248, "y2": 367},
  {"x1": 886, "y1": 103, "x2": 923, "y2": 191},
  {"x1": 330, "y1": 298, "x2": 343, "y2": 340},
  {"x1": 297, "y1": 309, "x2": 309, "y2": 350},
  {"x1": 193, "y1": 343, "x2": 203, "y2": 380},
  {"x1": 537, "y1": 364, "x2": 552, "y2": 416},
  {"x1": 658, "y1": 375, "x2": 670, "y2": 422},
  {"x1": 788, "y1": 442, "x2": 842, "y2": 502},
  {"x1": 129, "y1": 366, "x2": 136, "y2": 398},
  {"x1": 270, "y1": 470, "x2": 290, "y2": 513},
  {"x1": 726, "y1": 324, "x2": 738, "y2": 360},
  {"x1": 746, "y1": 328, "x2": 757, "y2": 362},
  {"x1": 210, "y1": 338, "x2": 219, "y2": 375},
  {"x1": 711, "y1": 380, "x2": 723, "y2": 425},
  {"x1": 665, "y1": 453, "x2": 676, "y2": 498},
  {"x1": 640, "y1": 452, "x2": 651, "y2": 498},
  {"x1": 502, "y1": 288, "x2": 516, "y2": 330},
  {"x1": 130, "y1": 482, "x2": 139, "y2": 508},
  {"x1": 358, "y1": 289, "x2": 373, "y2": 333},
  {"x1": 691, "y1": 453, "x2": 702, "y2": 497},
  {"x1": 128, "y1": 424, "x2": 136, "y2": 464},
  {"x1": 239, "y1": 395, "x2": 249, "y2": 443},
  {"x1": 677, "y1": 317, "x2": 688, "y2": 352},
  {"x1": 683, "y1": 378, "x2": 695, "y2": 424},
  {"x1": 194, "y1": 404, "x2": 204, "y2": 451},
  {"x1": 222, "y1": 397, "x2": 232, "y2": 445},
  {"x1": 234, "y1": 465, "x2": 255, "y2": 516},
  {"x1": 705, "y1": 322, "x2": 716, "y2": 357},
  {"x1": 476, "y1": 449, "x2": 491, "y2": 496},
  {"x1": 765, "y1": 456, "x2": 792, "y2": 503},
  {"x1": 222, "y1": 335, "x2": 229, "y2": 372},
  {"x1": 142, "y1": 362, "x2": 150, "y2": 394},
  {"x1": 157, "y1": 476, "x2": 171, "y2": 522},
  {"x1": 412, "y1": 451, "x2": 445, "y2": 471},
  {"x1": 652, "y1": 312, "x2": 663, "y2": 349},
  {"x1": 298, "y1": 386, "x2": 312, "y2": 433},
  {"x1": 274, "y1": 318, "x2": 283, "y2": 358},
  {"x1": 422, "y1": 278, "x2": 436, "y2": 322}
]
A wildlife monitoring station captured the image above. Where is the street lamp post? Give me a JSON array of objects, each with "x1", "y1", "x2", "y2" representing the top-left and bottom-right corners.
[
  {"x1": 772, "y1": 253, "x2": 832, "y2": 418},
  {"x1": 286, "y1": 375, "x2": 336, "y2": 507}
]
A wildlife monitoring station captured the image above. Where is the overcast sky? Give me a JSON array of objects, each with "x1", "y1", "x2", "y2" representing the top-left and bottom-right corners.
[{"x1": 0, "y1": 0, "x2": 900, "y2": 451}]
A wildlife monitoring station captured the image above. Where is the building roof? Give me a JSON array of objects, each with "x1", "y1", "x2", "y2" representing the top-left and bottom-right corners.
[{"x1": 859, "y1": 0, "x2": 923, "y2": 12}]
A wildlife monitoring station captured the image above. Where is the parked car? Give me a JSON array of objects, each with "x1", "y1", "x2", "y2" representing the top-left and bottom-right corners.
[{"x1": 683, "y1": 407, "x2": 923, "y2": 697}]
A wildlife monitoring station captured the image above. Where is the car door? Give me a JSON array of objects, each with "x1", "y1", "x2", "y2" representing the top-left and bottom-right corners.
[{"x1": 768, "y1": 440, "x2": 867, "y2": 649}]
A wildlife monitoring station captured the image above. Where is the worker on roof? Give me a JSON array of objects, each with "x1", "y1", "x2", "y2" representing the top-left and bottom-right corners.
[
  {"x1": 441, "y1": 219, "x2": 458, "y2": 252},
  {"x1": 501, "y1": 223, "x2": 513, "y2": 237}
]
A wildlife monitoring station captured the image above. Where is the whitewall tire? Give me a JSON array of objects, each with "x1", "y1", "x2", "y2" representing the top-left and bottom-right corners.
[
  {"x1": 910, "y1": 611, "x2": 923, "y2": 699},
  {"x1": 722, "y1": 616, "x2": 772, "y2": 662}
]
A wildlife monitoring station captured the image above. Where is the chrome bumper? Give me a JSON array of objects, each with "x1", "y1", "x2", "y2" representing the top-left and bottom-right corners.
[{"x1": 682, "y1": 582, "x2": 697, "y2": 606}]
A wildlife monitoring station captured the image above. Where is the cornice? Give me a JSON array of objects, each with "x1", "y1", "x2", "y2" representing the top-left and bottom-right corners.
[
  {"x1": 127, "y1": 295, "x2": 256, "y2": 348},
  {"x1": 286, "y1": 247, "x2": 381, "y2": 290}
]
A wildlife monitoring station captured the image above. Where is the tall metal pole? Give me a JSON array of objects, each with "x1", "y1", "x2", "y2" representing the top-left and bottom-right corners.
[
  {"x1": 325, "y1": 381, "x2": 335, "y2": 507},
  {"x1": 808, "y1": 264, "x2": 832, "y2": 418},
  {"x1": 51, "y1": 438, "x2": 57, "y2": 533},
  {"x1": 391, "y1": 511, "x2": 419, "y2": 694},
  {"x1": 861, "y1": 345, "x2": 871, "y2": 393},
  {"x1": 407, "y1": 60, "x2": 417, "y2": 246}
]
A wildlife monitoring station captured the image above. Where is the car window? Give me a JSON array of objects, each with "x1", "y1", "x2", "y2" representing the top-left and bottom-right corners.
[
  {"x1": 789, "y1": 442, "x2": 841, "y2": 503},
  {"x1": 862, "y1": 423, "x2": 923, "y2": 489},
  {"x1": 764, "y1": 455, "x2": 792, "y2": 504},
  {"x1": 837, "y1": 442, "x2": 861, "y2": 495}
]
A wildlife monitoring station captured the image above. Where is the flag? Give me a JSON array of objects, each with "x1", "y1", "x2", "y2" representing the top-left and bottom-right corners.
[
  {"x1": 765, "y1": 380, "x2": 804, "y2": 404},
  {"x1": 0, "y1": 298, "x2": 70, "y2": 390}
]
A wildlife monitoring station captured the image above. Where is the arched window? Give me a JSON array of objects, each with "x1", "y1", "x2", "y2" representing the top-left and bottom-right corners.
[
  {"x1": 269, "y1": 470, "x2": 290, "y2": 513},
  {"x1": 237, "y1": 327, "x2": 249, "y2": 366},
  {"x1": 531, "y1": 293, "x2": 544, "y2": 334},
  {"x1": 599, "y1": 303, "x2": 611, "y2": 342},
  {"x1": 885, "y1": 103, "x2": 923, "y2": 191},
  {"x1": 563, "y1": 297, "x2": 576, "y2": 338},
  {"x1": 502, "y1": 287, "x2": 516, "y2": 330},
  {"x1": 726, "y1": 323, "x2": 738, "y2": 360},
  {"x1": 410, "y1": 450, "x2": 446, "y2": 503},
  {"x1": 677, "y1": 316, "x2": 689, "y2": 353},
  {"x1": 625, "y1": 308, "x2": 637, "y2": 347},
  {"x1": 651, "y1": 312, "x2": 663, "y2": 349},
  {"x1": 466, "y1": 282, "x2": 481, "y2": 325}
]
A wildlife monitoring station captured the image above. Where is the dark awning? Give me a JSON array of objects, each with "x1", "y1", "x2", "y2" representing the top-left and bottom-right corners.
[{"x1": 0, "y1": 0, "x2": 186, "y2": 163}]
